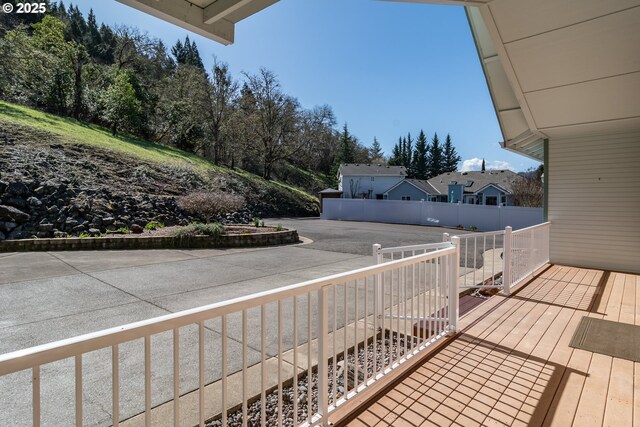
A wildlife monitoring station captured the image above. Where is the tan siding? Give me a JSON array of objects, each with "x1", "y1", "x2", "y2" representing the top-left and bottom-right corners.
[{"x1": 549, "y1": 133, "x2": 640, "y2": 273}]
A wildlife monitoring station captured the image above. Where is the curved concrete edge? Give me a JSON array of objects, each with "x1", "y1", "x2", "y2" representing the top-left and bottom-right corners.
[{"x1": 0, "y1": 229, "x2": 299, "y2": 252}]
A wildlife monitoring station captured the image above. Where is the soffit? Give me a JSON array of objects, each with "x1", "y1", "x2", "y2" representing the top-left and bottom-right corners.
[{"x1": 115, "y1": 0, "x2": 278, "y2": 45}]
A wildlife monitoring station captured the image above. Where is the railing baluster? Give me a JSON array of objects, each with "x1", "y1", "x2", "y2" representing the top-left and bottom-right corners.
[
  {"x1": 197, "y1": 323, "x2": 204, "y2": 427},
  {"x1": 146, "y1": 335, "x2": 153, "y2": 427},
  {"x1": 381, "y1": 271, "x2": 386, "y2": 372},
  {"x1": 418, "y1": 261, "x2": 423, "y2": 345},
  {"x1": 261, "y1": 304, "x2": 266, "y2": 426},
  {"x1": 75, "y1": 355, "x2": 82, "y2": 427},
  {"x1": 354, "y1": 280, "x2": 359, "y2": 390},
  {"x1": 411, "y1": 262, "x2": 415, "y2": 353},
  {"x1": 317, "y1": 286, "x2": 329, "y2": 425},
  {"x1": 373, "y1": 272, "x2": 378, "y2": 377},
  {"x1": 33, "y1": 365, "x2": 40, "y2": 427},
  {"x1": 332, "y1": 286, "x2": 336, "y2": 406},
  {"x1": 307, "y1": 292, "x2": 312, "y2": 424},
  {"x1": 293, "y1": 296, "x2": 298, "y2": 426},
  {"x1": 492, "y1": 234, "x2": 496, "y2": 287},
  {"x1": 389, "y1": 269, "x2": 394, "y2": 366},
  {"x1": 396, "y1": 268, "x2": 401, "y2": 363},
  {"x1": 343, "y1": 282, "x2": 348, "y2": 397},
  {"x1": 221, "y1": 317, "x2": 227, "y2": 427},
  {"x1": 113, "y1": 344, "x2": 119, "y2": 427},
  {"x1": 278, "y1": 300, "x2": 283, "y2": 426},
  {"x1": 242, "y1": 310, "x2": 248, "y2": 427},
  {"x1": 173, "y1": 329, "x2": 180, "y2": 427},
  {"x1": 363, "y1": 276, "x2": 369, "y2": 386}
]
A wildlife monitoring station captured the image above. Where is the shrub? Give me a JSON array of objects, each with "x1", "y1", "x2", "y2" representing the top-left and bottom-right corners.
[
  {"x1": 276, "y1": 224, "x2": 283, "y2": 231},
  {"x1": 252, "y1": 217, "x2": 261, "y2": 227},
  {"x1": 106, "y1": 227, "x2": 130, "y2": 234},
  {"x1": 170, "y1": 223, "x2": 224, "y2": 240},
  {"x1": 178, "y1": 192, "x2": 245, "y2": 223},
  {"x1": 470, "y1": 225, "x2": 478, "y2": 232},
  {"x1": 145, "y1": 221, "x2": 165, "y2": 231}
]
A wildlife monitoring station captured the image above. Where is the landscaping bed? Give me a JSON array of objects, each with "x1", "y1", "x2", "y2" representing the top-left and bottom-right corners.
[{"x1": 0, "y1": 224, "x2": 299, "y2": 252}]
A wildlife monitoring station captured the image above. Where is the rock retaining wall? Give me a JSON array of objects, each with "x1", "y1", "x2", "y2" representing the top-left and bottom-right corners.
[{"x1": 0, "y1": 229, "x2": 299, "y2": 252}]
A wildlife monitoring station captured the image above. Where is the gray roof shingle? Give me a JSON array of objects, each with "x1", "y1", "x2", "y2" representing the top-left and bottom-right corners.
[{"x1": 338, "y1": 163, "x2": 407, "y2": 177}]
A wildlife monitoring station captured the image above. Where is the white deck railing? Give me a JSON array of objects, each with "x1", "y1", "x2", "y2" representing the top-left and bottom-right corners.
[
  {"x1": 0, "y1": 246, "x2": 460, "y2": 427},
  {"x1": 507, "y1": 222, "x2": 551, "y2": 290},
  {"x1": 375, "y1": 222, "x2": 551, "y2": 296}
]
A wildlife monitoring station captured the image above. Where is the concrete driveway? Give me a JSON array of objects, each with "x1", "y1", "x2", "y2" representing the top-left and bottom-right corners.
[{"x1": 0, "y1": 219, "x2": 462, "y2": 426}]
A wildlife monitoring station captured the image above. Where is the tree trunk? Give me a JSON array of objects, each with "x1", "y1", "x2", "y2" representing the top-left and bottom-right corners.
[{"x1": 72, "y1": 60, "x2": 83, "y2": 119}]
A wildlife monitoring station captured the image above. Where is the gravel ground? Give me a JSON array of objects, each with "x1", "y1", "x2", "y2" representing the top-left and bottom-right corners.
[{"x1": 206, "y1": 333, "x2": 412, "y2": 427}]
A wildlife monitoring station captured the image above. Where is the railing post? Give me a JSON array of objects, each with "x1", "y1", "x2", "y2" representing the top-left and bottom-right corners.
[
  {"x1": 373, "y1": 244, "x2": 383, "y2": 323},
  {"x1": 317, "y1": 285, "x2": 329, "y2": 425},
  {"x1": 503, "y1": 226, "x2": 512, "y2": 296},
  {"x1": 449, "y1": 236, "x2": 460, "y2": 334},
  {"x1": 442, "y1": 233, "x2": 450, "y2": 243}
]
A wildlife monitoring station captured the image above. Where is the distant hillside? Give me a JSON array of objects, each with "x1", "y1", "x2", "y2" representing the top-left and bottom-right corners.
[{"x1": 0, "y1": 101, "x2": 319, "y2": 239}]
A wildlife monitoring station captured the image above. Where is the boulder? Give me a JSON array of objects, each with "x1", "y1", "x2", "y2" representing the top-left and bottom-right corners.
[
  {"x1": 0, "y1": 205, "x2": 30, "y2": 222},
  {"x1": 130, "y1": 224, "x2": 144, "y2": 234},
  {"x1": 7, "y1": 182, "x2": 29, "y2": 196}
]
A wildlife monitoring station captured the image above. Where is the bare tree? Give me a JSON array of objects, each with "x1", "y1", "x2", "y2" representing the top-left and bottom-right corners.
[
  {"x1": 241, "y1": 68, "x2": 302, "y2": 180},
  {"x1": 203, "y1": 57, "x2": 238, "y2": 164},
  {"x1": 510, "y1": 173, "x2": 543, "y2": 207}
]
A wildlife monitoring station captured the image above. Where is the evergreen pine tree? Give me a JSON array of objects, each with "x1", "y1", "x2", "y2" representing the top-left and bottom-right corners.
[
  {"x1": 404, "y1": 132, "x2": 413, "y2": 173},
  {"x1": 336, "y1": 123, "x2": 355, "y2": 164},
  {"x1": 442, "y1": 133, "x2": 461, "y2": 172},
  {"x1": 428, "y1": 132, "x2": 443, "y2": 177},
  {"x1": 411, "y1": 130, "x2": 429, "y2": 179},
  {"x1": 85, "y1": 9, "x2": 102, "y2": 59},
  {"x1": 370, "y1": 137, "x2": 384, "y2": 161},
  {"x1": 482, "y1": 158, "x2": 486, "y2": 172},
  {"x1": 388, "y1": 141, "x2": 402, "y2": 166}
]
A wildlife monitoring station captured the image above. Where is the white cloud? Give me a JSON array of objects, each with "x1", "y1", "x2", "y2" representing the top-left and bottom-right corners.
[{"x1": 460, "y1": 158, "x2": 514, "y2": 172}]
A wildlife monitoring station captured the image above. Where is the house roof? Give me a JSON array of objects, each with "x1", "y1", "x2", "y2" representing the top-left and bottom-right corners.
[
  {"x1": 318, "y1": 188, "x2": 343, "y2": 194},
  {"x1": 338, "y1": 164, "x2": 407, "y2": 177},
  {"x1": 426, "y1": 170, "x2": 518, "y2": 195}
]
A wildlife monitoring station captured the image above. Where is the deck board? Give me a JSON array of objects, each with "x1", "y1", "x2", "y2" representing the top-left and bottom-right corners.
[{"x1": 340, "y1": 266, "x2": 640, "y2": 427}]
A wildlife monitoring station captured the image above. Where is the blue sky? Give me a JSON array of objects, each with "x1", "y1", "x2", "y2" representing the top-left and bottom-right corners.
[{"x1": 73, "y1": 0, "x2": 539, "y2": 172}]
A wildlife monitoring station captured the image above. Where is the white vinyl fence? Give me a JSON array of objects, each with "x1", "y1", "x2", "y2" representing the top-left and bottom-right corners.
[{"x1": 321, "y1": 198, "x2": 543, "y2": 231}]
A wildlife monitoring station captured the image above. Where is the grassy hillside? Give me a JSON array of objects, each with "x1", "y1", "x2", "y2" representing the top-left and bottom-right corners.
[{"x1": 0, "y1": 100, "x2": 319, "y2": 218}]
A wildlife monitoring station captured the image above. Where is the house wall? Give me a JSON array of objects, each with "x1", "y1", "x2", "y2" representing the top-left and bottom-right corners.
[
  {"x1": 385, "y1": 182, "x2": 429, "y2": 201},
  {"x1": 548, "y1": 132, "x2": 640, "y2": 273},
  {"x1": 477, "y1": 186, "x2": 507, "y2": 206},
  {"x1": 340, "y1": 175, "x2": 403, "y2": 199}
]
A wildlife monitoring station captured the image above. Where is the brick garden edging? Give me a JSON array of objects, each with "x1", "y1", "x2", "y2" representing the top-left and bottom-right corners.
[{"x1": 0, "y1": 229, "x2": 299, "y2": 252}]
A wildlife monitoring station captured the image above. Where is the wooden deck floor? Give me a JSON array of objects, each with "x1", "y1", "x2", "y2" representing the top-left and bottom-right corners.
[{"x1": 342, "y1": 265, "x2": 640, "y2": 427}]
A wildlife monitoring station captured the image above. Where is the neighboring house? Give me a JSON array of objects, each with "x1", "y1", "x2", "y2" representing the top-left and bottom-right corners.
[
  {"x1": 383, "y1": 179, "x2": 444, "y2": 202},
  {"x1": 337, "y1": 164, "x2": 406, "y2": 199},
  {"x1": 384, "y1": 170, "x2": 518, "y2": 205}
]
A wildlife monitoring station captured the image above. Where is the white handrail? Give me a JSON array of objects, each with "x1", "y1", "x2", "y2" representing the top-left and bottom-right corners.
[
  {"x1": 511, "y1": 221, "x2": 551, "y2": 234},
  {"x1": 0, "y1": 247, "x2": 455, "y2": 376},
  {"x1": 379, "y1": 242, "x2": 452, "y2": 254}
]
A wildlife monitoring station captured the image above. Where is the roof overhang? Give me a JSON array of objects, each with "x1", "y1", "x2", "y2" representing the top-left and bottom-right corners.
[
  {"x1": 384, "y1": 0, "x2": 640, "y2": 162},
  {"x1": 115, "y1": 0, "x2": 279, "y2": 45}
]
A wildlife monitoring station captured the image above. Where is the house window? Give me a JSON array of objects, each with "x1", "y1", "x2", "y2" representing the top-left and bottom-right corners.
[
  {"x1": 486, "y1": 196, "x2": 498, "y2": 206},
  {"x1": 376, "y1": 194, "x2": 383, "y2": 200},
  {"x1": 402, "y1": 196, "x2": 411, "y2": 201},
  {"x1": 371, "y1": 176, "x2": 375, "y2": 181}
]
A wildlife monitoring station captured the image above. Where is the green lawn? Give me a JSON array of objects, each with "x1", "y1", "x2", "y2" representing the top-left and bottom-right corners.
[{"x1": 0, "y1": 100, "x2": 219, "y2": 169}]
